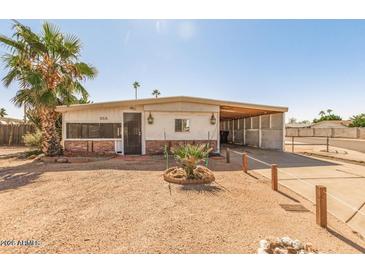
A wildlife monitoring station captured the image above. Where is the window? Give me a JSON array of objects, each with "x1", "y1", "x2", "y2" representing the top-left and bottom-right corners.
[
  {"x1": 175, "y1": 119, "x2": 190, "y2": 132},
  {"x1": 66, "y1": 123, "x2": 121, "y2": 139}
]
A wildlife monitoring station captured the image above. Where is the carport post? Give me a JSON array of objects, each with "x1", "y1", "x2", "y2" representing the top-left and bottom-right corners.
[
  {"x1": 242, "y1": 153, "x2": 248, "y2": 173},
  {"x1": 316, "y1": 185, "x2": 327, "y2": 228},
  {"x1": 271, "y1": 164, "x2": 278, "y2": 191},
  {"x1": 226, "y1": 148, "x2": 230, "y2": 163}
]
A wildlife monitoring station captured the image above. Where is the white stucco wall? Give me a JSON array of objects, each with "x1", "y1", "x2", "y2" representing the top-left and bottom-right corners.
[
  {"x1": 143, "y1": 102, "x2": 219, "y2": 141},
  {"x1": 144, "y1": 111, "x2": 219, "y2": 141}
]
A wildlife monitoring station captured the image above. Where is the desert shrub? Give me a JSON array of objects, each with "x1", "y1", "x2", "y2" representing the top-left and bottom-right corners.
[
  {"x1": 23, "y1": 130, "x2": 42, "y2": 150},
  {"x1": 172, "y1": 144, "x2": 212, "y2": 179}
]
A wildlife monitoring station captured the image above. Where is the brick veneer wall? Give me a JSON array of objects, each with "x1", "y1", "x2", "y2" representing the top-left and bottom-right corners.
[
  {"x1": 64, "y1": 140, "x2": 115, "y2": 156},
  {"x1": 145, "y1": 140, "x2": 217, "y2": 155}
]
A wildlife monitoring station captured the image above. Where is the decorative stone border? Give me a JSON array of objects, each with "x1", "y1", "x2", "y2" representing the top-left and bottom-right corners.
[{"x1": 163, "y1": 166, "x2": 215, "y2": 185}]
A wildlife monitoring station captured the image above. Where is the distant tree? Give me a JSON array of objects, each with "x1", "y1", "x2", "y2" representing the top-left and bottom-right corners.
[
  {"x1": 319, "y1": 110, "x2": 326, "y2": 117},
  {"x1": 301, "y1": 120, "x2": 311, "y2": 124},
  {"x1": 133, "y1": 81, "x2": 140, "y2": 99},
  {"x1": 288, "y1": 117, "x2": 297, "y2": 124},
  {"x1": 0, "y1": 107, "x2": 7, "y2": 117},
  {"x1": 349, "y1": 113, "x2": 365, "y2": 127},
  {"x1": 313, "y1": 109, "x2": 342, "y2": 123},
  {"x1": 152, "y1": 89, "x2": 161, "y2": 98}
]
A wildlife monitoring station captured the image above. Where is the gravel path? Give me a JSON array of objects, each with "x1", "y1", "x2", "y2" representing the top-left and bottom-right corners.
[{"x1": 0, "y1": 152, "x2": 363, "y2": 253}]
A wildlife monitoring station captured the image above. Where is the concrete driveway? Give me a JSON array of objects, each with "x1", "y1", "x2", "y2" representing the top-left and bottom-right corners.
[{"x1": 224, "y1": 144, "x2": 365, "y2": 238}]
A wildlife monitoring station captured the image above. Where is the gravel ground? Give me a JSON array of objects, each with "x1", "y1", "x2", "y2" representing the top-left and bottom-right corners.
[{"x1": 0, "y1": 148, "x2": 364, "y2": 253}]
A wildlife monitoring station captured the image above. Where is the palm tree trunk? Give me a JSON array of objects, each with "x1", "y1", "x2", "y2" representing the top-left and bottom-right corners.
[
  {"x1": 135, "y1": 88, "x2": 137, "y2": 99},
  {"x1": 39, "y1": 107, "x2": 62, "y2": 156}
]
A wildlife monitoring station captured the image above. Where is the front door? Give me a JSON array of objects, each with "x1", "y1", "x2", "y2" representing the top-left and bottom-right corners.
[{"x1": 123, "y1": 112, "x2": 142, "y2": 154}]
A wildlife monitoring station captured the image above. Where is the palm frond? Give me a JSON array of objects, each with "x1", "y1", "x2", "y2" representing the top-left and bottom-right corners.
[
  {"x1": 61, "y1": 33, "x2": 81, "y2": 58},
  {"x1": 74, "y1": 62, "x2": 97, "y2": 79},
  {"x1": 2, "y1": 20, "x2": 96, "y2": 111},
  {"x1": 12, "y1": 21, "x2": 47, "y2": 53},
  {"x1": 0, "y1": 35, "x2": 24, "y2": 51},
  {"x1": 11, "y1": 88, "x2": 35, "y2": 107},
  {"x1": 73, "y1": 81, "x2": 89, "y2": 99},
  {"x1": 2, "y1": 67, "x2": 20, "y2": 87}
]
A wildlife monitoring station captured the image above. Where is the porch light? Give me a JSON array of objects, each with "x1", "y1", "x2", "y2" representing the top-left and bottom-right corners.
[
  {"x1": 210, "y1": 113, "x2": 216, "y2": 125},
  {"x1": 147, "y1": 112, "x2": 154, "y2": 124}
]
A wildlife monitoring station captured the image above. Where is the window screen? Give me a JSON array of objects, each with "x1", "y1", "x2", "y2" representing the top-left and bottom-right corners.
[
  {"x1": 66, "y1": 123, "x2": 121, "y2": 139},
  {"x1": 175, "y1": 119, "x2": 190, "y2": 132}
]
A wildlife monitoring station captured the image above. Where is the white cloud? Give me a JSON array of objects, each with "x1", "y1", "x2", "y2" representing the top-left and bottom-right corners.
[{"x1": 178, "y1": 21, "x2": 196, "y2": 41}]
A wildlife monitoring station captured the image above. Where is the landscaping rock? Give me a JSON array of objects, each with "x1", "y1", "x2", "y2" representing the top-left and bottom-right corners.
[
  {"x1": 257, "y1": 236, "x2": 318, "y2": 254},
  {"x1": 56, "y1": 157, "x2": 69, "y2": 163},
  {"x1": 34, "y1": 153, "x2": 45, "y2": 161}
]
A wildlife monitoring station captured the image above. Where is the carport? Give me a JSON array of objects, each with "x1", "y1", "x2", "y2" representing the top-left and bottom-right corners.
[{"x1": 219, "y1": 102, "x2": 287, "y2": 151}]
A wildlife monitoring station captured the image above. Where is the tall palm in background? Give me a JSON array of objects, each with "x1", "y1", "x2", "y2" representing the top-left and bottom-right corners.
[
  {"x1": 133, "y1": 81, "x2": 140, "y2": 99},
  {"x1": 152, "y1": 89, "x2": 161, "y2": 98},
  {"x1": 0, "y1": 21, "x2": 97, "y2": 156},
  {"x1": 0, "y1": 107, "x2": 7, "y2": 117}
]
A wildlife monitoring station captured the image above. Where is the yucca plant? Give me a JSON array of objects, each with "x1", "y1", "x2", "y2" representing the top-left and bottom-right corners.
[{"x1": 172, "y1": 144, "x2": 212, "y2": 179}]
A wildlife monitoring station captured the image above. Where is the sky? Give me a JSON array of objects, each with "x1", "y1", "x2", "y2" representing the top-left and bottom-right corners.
[{"x1": 0, "y1": 19, "x2": 365, "y2": 122}]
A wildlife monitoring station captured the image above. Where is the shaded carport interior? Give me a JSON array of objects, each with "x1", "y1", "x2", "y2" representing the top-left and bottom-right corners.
[{"x1": 219, "y1": 103, "x2": 287, "y2": 150}]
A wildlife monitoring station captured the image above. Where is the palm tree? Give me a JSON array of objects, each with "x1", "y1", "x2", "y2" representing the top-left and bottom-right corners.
[
  {"x1": 0, "y1": 20, "x2": 97, "y2": 156},
  {"x1": 0, "y1": 107, "x2": 7, "y2": 118},
  {"x1": 319, "y1": 110, "x2": 326, "y2": 117},
  {"x1": 152, "y1": 89, "x2": 161, "y2": 98},
  {"x1": 133, "y1": 81, "x2": 140, "y2": 99},
  {"x1": 326, "y1": 109, "x2": 333, "y2": 115}
]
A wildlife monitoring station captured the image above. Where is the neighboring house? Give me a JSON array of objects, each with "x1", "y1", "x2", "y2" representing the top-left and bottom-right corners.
[
  {"x1": 286, "y1": 122, "x2": 312, "y2": 128},
  {"x1": 310, "y1": 120, "x2": 351, "y2": 128},
  {"x1": 0, "y1": 117, "x2": 23, "y2": 125},
  {"x1": 56, "y1": 96, "x2": 288, "y2": 155}
]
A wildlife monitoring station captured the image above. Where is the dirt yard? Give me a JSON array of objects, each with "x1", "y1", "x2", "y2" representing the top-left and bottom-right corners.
[{"x1": 0, "y1": 147, "x2": 364, "y2": 253}]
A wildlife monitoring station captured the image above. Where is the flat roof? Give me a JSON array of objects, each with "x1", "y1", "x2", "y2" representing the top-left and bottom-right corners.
[{"x1": 56, "y1": 96, "x2": 288, "y2": 119}]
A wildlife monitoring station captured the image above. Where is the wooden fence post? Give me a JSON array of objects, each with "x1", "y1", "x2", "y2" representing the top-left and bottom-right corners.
[
  {"x1": 271, "y1": 164, "x2": 278, "y2": 191},
  {"x1": 242, "y1": 153, "x2": 248, "y2": 173},
  {"x1": 226, "y1": 148, "x2": 230, "y2": 163},
  {"x1": 316, "y1": 185, "x2": 327, "y2": 228},
  {"x1": 8, "y1": 125, "x2": 13, "y2": 146}
]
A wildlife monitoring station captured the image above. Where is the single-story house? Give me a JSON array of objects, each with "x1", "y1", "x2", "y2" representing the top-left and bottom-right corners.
[
  {"x1": 55, "y1": 96, "x2": 288, "y2": 155},
  {"x1": 286, "y1": 122, "x2": 312, "y2": 128},
  {"x1": 310, "y1": 120, "x2": 351, "y2": 128}
]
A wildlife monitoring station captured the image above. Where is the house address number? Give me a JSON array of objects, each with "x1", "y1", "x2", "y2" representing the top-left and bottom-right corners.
[{"x1": 99, "y1": 116, "x2": 108, "y2": 121}]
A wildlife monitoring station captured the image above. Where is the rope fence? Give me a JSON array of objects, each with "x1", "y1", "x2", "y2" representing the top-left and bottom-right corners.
[{"x1": 226, "y1": 148, "x2": 365, "y2": 230}]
